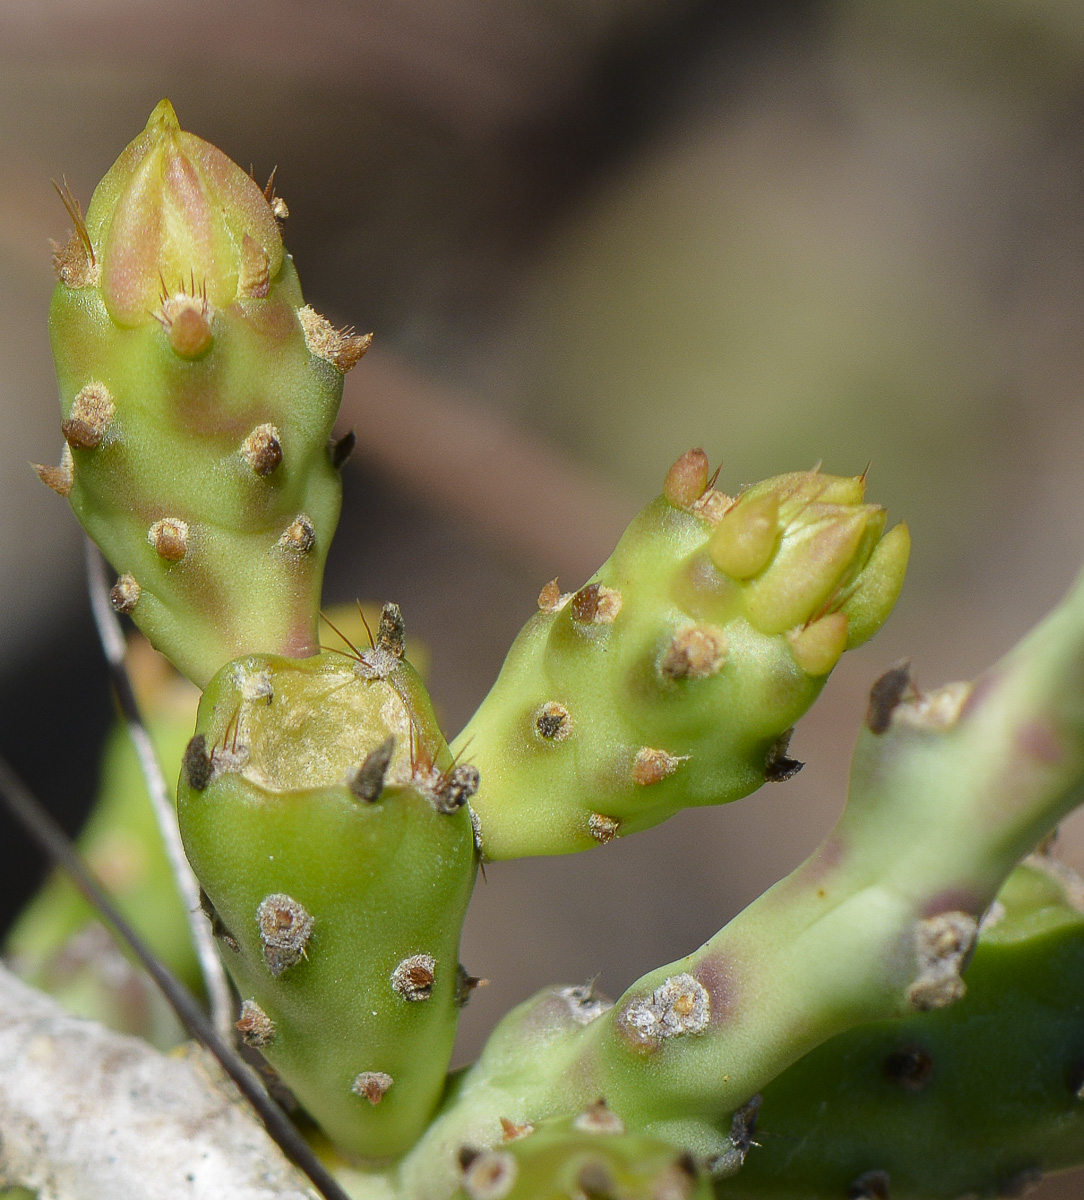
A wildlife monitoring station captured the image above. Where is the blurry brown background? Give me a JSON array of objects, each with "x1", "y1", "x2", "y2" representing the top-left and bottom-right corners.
[{"x1": 3, "y1": 0, "x2": 1084, "y2": 1192}]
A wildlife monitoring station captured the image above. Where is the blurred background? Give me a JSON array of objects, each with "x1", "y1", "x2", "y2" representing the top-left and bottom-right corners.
[{"x1": 3, "y1": 0, "x2": 1084, "y2": 1191}]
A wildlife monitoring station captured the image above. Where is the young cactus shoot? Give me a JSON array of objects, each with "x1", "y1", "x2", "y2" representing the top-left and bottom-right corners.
[
  {"x1": 45, "y1": 99, "x2": 366, "y2": 688},
  {"x1": 23, "y1": 99, "x2": 1084, "y2": 1200}
]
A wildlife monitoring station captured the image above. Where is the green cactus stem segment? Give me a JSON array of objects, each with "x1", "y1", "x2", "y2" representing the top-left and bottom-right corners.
[
  {"x1": 46, "y1": 102, "x2": 365, "y2": 686},
  {"x1": 397, "y1": 564, "x2": 1084, "y2": 1192},
  {"x1": 580, "y1": 562, "x2": 1084, "y2": 1128},
  {"x1": 177, "y1": 648, "x2": 478, "y2": 1159},
  {"x1": 451, "y1": 1113, "x2": 714, "y2": 1200},
  {"x1": 717, "y1": 859, "x2": 1084, "y2": 1199},
  {"x1": 456, "y1": 461, "x2": 908, "y2": 859}
]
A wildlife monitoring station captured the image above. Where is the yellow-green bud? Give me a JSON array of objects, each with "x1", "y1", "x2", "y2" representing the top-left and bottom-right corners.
[
  {"x1": 702, "y1": 470, "x2": 903, "y2": 642},
  {"x1": 840, "y1": 520, "x2": 911, "y2": 648},
  {"x1": 707, "y1": 491, "x2": 779, "y2": 579}
]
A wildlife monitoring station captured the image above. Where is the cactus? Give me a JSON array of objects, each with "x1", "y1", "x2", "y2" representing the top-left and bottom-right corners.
[
  {"x1": 177, "y1": 640, "x2": 477, "y2": 1158},
  {"x1": 458, "y1": 456, "x2": 909, "y2": 858},
  {"x1": 717, "y1": 857, "x2": 1084, "y2": 1200},
  {"x1": 451, "y1": 1110, "x2": 715, "y2": 1200},
  {"x1": 18, "y1": 100, "x2": 1084, "y2": 1200},
  {"x1": 44, "y1": 99, "x2": 366, "y2": 688}
]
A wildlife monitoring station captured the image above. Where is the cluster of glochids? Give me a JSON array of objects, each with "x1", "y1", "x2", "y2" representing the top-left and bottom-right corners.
[{"x1": 458, "y1": 448, "x2": 909, "y2": 858}]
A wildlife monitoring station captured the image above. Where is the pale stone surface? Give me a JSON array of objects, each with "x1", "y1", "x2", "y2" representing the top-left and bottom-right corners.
[{"x1": 0, "y1": 965, "x2": 318, "y2": 1200}]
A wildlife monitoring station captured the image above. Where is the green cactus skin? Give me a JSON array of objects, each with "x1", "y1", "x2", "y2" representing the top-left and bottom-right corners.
[
  {"x1": 46, "y1": 101, "x2": 368, "y2": 688},
  {"x1": 5, "y1": 658, "x2": 199, "y2": 1046},
  {"x1": 176, "y1": 641, "x2": 478, "y2": 1159},
  {"x1": 455, "y1": 455, "x2": 908, "y2": 860},
  {"x1": 389, "y1": 566, "x2": 1084, "y2": 1200},
  {"x1": 450, "y1": 1112, "x2": 714, "y2": 1200},
  {"x1": 717, "y1": 859, "x2": 1084, "y2": 1200}
]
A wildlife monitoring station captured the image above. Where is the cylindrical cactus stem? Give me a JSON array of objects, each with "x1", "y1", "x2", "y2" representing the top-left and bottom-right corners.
[
  {"x1": 455, "y1": 454, "x2": 909, "y2": 859},
  {"x1": 451, "y1": 1111, "x2": 715, "y2": 1200},
  {"x1": 717, "y1": 858, "x2": 1084, "y2": 1200},
  {"x1": 400, "y1": 563, "x2": 1084, "y2": 1189},
  {"x1": 45, "y1": 100, "x2": 369, "y2": 686},
  {"x1": 177, "y1": 627, "x2": 478, "y2": 1159}
]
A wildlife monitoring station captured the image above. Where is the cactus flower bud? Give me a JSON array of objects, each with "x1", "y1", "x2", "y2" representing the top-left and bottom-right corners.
[
  {"x1": 709, "y1": 471, "x2": 900, "y2": 638},
  {"x1": 86, "y1": 99, "x2": 282, "y2": 325}
]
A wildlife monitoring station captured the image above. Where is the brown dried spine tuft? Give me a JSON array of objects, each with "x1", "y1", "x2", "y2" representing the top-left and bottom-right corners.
[
  {"x1": 241, "y1": 424, "x2": 283, "y2": 476},
  {"x1": 351, "y1": 1071, "x2": 393, "y2": 1105},
  {"x1": 707, "y1": 1098, "x2": 762, "y2": 1176},
  {"x1": 535, "y1": 702, "x2": 571, "y2": 742},
  {"x1": 391, "y1": 953, "x2": 436, "y2": 1002},
  {"x1": 62, "y1": 382, "x2": 115, "y2": 450},
  {"x1": 588, "y1": 813, "x2": 619, "y2": 844},
  {"x1": 537, "y1": 578, "x2": 570, "y2": 613},
  {"x1": 867, "y1": 661, "x2": 913, "y2": 734},
  {"x1": 631, "y1": 747, "x2": 685, "y2": 786},
  {"x1": 349, "y1": 736, "x2": 395, "y2": 802},
  {"x1": 256, "y1": 893, "x2": 314, "y2": 977},
  {"x1": 377, "y1": 602, "x2": 406, "y2": 658},
  {"x1": 570, "y1": 582, "x2": 622, "y2": 625},
  {"x1": 235, "y1": 999, "x2": 276, "y2": 1048},
  {"x1": 182, "y1": 734, "x2": 212, "y2": 792},
  {"x1": 298, "y1": 305, "x2": 372, "y2": 373},
  {"x1": 279, "y1": 514, "x2": 315, "y2": 554},
  {"x1": 460, "y1": 1149, "x2": 518, "y2": 1200},
  {"x1": 660, "y1": 624, "x2": 728, "y2": 679},
  {"x1": 435, "y1": 763, "x2": 480, "y2": 814},
  {"x1": 355, "y1": 602, "x2": 407, "y2": 680},
  {"x1": 455, "y1": 966, "x2": 487, "y2": 1007},
  {"x1": 664, "y1": 448, "x2": 711, "y2": 508},
  {"x1": 764, "y1": 729, "x2": 804, "y2": 782},
  {"x1": 499, "y1": 1117, "x2": 534, "y2": 1142},
  {"x1": 328, "y1": 430, "x2": 356, "y2": 469},
  {"x1": 32, "y1": 445, "x2": 74, "y2": 496},
  {"x1": 572, "y1": 1098, "x2": 625, "y2": 1135},
  {"x1": 148, "y1": 517, "x2": 189, "y2": 562},
  {"x1": 239, "y1": 233, "x2": 271, "y2": 298},
  {"x1": 50, "y1": 181, "x2": 99, "y2": 288},
  {"x1": 52, "y1": 230, "x2": 100, "y2": 288}
]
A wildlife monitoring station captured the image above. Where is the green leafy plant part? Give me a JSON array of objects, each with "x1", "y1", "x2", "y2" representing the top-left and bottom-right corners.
[{"x1": 21, "y1": 100, "x2": 1084, "y2": 1200}]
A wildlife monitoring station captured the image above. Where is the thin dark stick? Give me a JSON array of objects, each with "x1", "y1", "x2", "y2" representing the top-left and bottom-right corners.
[{"x1": 0, "y1": 752, "x2": 352, "y2": 1200}]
